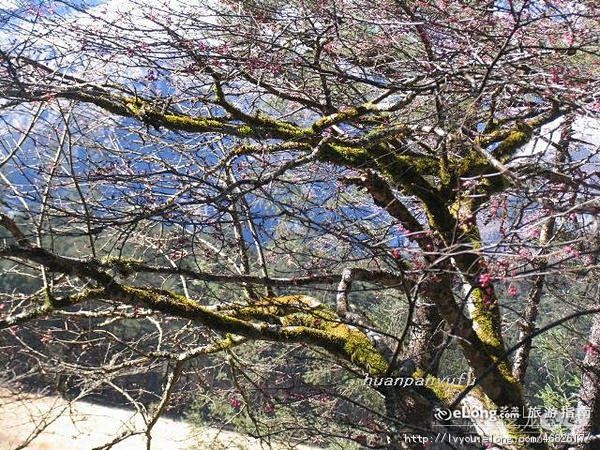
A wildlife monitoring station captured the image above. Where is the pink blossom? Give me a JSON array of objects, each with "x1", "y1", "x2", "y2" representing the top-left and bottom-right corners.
[
  {"x1": 518, "y1": 248, "x2": 532, "y2": 260},
  {"x1": 563, "y1": 245, "x2": 581, "y2": 258},
  {"x1": 229, "y1": 396, "x2": 243, "y2": 409},
  {"x1": 262, "y1": 402, "x2": 274, "y2": 414},
  {"x1": 461, "y1": 179, "x2": 479, "y2": 189},
  {"x1": 412, "y1": 258, "x2": 426, "y2": 271},
  {"x1": 490, "y1": 197, "x2": 501, "y2": 216},
  {"x1": 479, "y1": 272, "x2": 492, "y2": 287},
  {"x1": 583, "y1": 343, "x2": 599, "y2": 357},
  {"x1": 40, "y1": 330, "x2": 53, "y2": 344},
  {"x1": 507, "y1": 284, "x2": 518, "y2": 297},
  {"x1": 169, "y1": 249, "x2": 189, "y2": 261},
  {"x1": 563, "y1": 31, "x2": 574, "y2": 46},
  {"x1": 550, "y1": 67, "x2": 561, "y2": 83}
]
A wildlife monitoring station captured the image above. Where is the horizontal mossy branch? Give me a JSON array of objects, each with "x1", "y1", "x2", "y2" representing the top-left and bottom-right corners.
[
  {"x1": 214, "y1": 82, "x2": 310, "y2": 138},
  {"x1": 52, "y1": 85, "x2": 484, "y2": 231},
  {"x1": 478, "y1": 104, "x2": 563, "y2": 161},
  {"x1": 319, "y1": 143, "x2": 374, "y2": 167},
  {"x1": 495, "y1": 127, "x2": 531, "y2": 158},
  {"x1": 56, "y1": 90, "x2": 310, "y2": 140},
  {"x1": 0, "y1": 288, "x2": 106, "y2": 330},
  {"x1": 228, "y1": 295, "x2": 391, "y2": 373},
  {"x1": 0, "y1": 245, "x2": 389, "y2": 374},
  {"x1": 57, "y1": 86, "x2": 448, "y2": 193},
  {"x1": 311, "y1": 103, "x2": 378, "y2": 133},
  {"x1": 96, "y1": 258, "x2": 405, "y2": 288},
  {"x1": 453, "y1": 105, "x2": 564, "y2": 198},
  {"x1": 0, "y1": 245, "x2": 115, "y2": 285},
  {"x1": 319, "y1": 141, "x2": 456, "y2": 235},
  {"x1": 110, "y1": 288, "x2": 390, "y2": 375},
  {"x1": 411, "y1": 368, "x2": 480, "y2": 405}
]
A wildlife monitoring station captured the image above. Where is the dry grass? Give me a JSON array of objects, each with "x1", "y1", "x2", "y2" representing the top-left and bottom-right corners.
[{"x1": 0, "y1": 389, "x2": 316, "y2": 450}]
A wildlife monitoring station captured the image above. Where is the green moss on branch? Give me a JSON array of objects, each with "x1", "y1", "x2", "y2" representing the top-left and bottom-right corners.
[{"x1": 117, "y1": 288, "x2": 388, "y2": 374}]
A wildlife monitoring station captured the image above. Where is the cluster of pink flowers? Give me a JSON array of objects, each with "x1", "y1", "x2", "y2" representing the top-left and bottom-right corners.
[
  {"x1": 229, "y1": 395, "x2": 243, "y2": 409},
  {"x1": 40, "y1": 329, "x2": 53, "y2": 344},
  {"x1": 322, "y1": 41, "x2": 339, "y2": 56},
  {"x1": 262, "y1": 401, "x2": 274, "y2": 414},
  {"x1": 482, "y1": 295, "x2": 494, "y2": 308},
  {"x1": 486, "y1": 258, "x2": 512, "y2": 280},
  {"x1": 169, "y1": 249, "x2": 189, "y2": 261},
  {"x1": 244, "y1": 57, "x2": 282, "y2": 75},
  {"x1": 518, "y1": 248, "x2": 533, "y2": 261},
  {"x1": 583, "y1": 343, "x2": 599, "y2": 357},
  {"x1": 23, "y1": 1, "x2": 56, "y2": 16},
  {"x1": 461, "y1": 179, "x2": 480, "y2": 190},
  {"x1": 550, "y1": 66, "x2": 563, "y2": 83},
  {"x1": 507, "y1": 284, "x2": 519, "y2": 297},
  {"x1": 479, "y1": 272, "x2": 492, "y2": 287},
  {"x1": 411, "y1": 257, "x2": 427, "y2": 271},
  {"x1": 41, "y1": 92, "x2": 56, "y2": 102},
  {"x1": 478, "y1": 273, "x2": 496, "y2": 307},
  {"x1": 563, "y1": 245, "x2": 581, "y2": 258},
  {"x1": 529, "y1": 226, "x2": 541, "y2": 239}
]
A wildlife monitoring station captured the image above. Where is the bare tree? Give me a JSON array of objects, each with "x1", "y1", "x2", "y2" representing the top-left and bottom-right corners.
[{"x1": 0, "y1": 0, "x2": 599, "y2": 448}]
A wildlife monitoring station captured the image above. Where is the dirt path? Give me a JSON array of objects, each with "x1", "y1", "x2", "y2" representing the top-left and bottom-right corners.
[{"x1": 0, "y1": 389, "x2": 315, "y2": 450}]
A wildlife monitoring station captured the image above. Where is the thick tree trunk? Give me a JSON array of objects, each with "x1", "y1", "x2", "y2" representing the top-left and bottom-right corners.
[
  {"x1": 572, "y1": 296, "x2": 600, "y2": 450},
  {"x1": 383, "y1": 389, "x2": 429, "y2": 450},
  {"x1": 406, "y1": 293, "x2": 446, "y2": 374}
]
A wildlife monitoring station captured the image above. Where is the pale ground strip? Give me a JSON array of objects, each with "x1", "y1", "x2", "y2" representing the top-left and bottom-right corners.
[{"x1": 0, "y1": 389, "x2": 316, "y2": 450}]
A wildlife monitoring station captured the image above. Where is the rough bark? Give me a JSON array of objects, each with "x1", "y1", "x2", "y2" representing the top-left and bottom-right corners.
[{"x1": 572, "y1": 293, "x2": 600, "y2": 450}]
